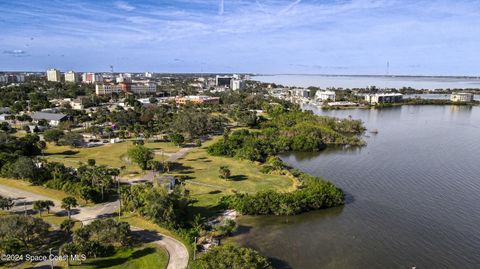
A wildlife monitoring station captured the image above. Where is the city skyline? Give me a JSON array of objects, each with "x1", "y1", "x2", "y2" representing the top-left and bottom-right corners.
[{"x1": 1, "y1": 0, "x2": 480, "y2": 76}]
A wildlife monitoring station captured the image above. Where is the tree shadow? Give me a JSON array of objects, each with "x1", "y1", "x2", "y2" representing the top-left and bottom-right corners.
[
  {"x1": 269, "y1": 257, "x2": 293, "y2": 269},
  {"x1": 44, "y1": 150, "x2": 79, "y2": 156},
  {"x1": 208, "y1": 190, "x2": 222, "y2": 194},
  {"x1": 169, "y1": 162, "x2": 194, "y2": 174},
  {"x1": 229, "y1": 174, "x2": 248, "y2": 181}
]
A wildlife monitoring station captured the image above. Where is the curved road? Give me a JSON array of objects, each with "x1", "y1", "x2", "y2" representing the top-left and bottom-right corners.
[{"x1": 0, "y1": 185, "x2": 189, "y2": 269}]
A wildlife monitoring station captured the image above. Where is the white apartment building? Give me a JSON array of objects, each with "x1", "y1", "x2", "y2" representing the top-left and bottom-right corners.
[
  {"x1": 450, "y1": 92, "x2": 473, "y2": 102},
  {"x1": 315, "y1": 90, "x2": 336, "y2": 101},
  {"x1": 230, "y1": 79, "x2": 246, "y2": 91},
  {"x1": 64, "y1": 71, "x2": 79, "y2": 82},
  {"x1": 47, "y1": 68, "x2": 61, "y2": 82}
]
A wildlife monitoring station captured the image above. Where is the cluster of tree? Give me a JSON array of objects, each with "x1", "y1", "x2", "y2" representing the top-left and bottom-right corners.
[
  {"x1": 220, "y1": 174, "x2": 344, "y2": 216},
  {"x1": 120, "y1": 184, "x2": 191, "y2": 228},
  {"x1": 403, "y1": 98, "x2": 478, "y2": 106},
  {"x1": 91, "y1": 103, "x2": 227, "y2": 141},
  {"x1": 61, "y1": 219, "x2": 131, "y2": 261},
  {"x1": 0, "y1": 215, "x2": 50, "y2": 256},
  {"x1": 44, "y1": 162, "x2": 119, "y2": 203},
  {"x1": 43, "y1": 128, "x2": 84, "y2": 147},
  {"x1": 191, "y1": 245, "x2": 273, "y2": 269},
  {"x1": 208, "y1": 108, "x2": 365, "y2": 162}
]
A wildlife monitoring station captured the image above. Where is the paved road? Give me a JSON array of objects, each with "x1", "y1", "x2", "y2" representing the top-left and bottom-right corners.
[{"x1": 0, "y1": 185, "x2": 189, "y2": 269}]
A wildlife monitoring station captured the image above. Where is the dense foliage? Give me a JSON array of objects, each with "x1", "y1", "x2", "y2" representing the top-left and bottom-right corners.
[
  {"x1": 62, "y1": 219, "x2": 131, "y2": 258},
  {"x1": 0, "y1": 215, "x2": 50, "y2": 255},
  {"x1": 191, "y1": 245, "x2": 273, "y2": 269},
  {"x1": 121, "y1": 184, "x2": 192, "y2": 228},
  {"x1": 208, "y1": 108, "x2": 364, "y2": 162},
  {"x1": 221, "y1": 174, "x2": 344, "y2": 215}
]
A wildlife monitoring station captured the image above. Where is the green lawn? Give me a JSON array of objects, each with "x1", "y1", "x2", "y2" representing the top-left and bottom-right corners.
[
  {"x1": 169, "y1": 136, "x2": 299, "y2": 216},
  {"x1": 0, "y1": 177, "x2": 72, "y2": 202},
  {"x1": 69, "y1": 244, "x2": 168, "y2": 269},
  {"x1": 43, "y1": 140, "x2": 179, "y2": 179}
]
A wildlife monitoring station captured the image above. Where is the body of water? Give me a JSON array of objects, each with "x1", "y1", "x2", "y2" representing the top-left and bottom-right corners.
[
  {"x1": 253, "y1": 74, "x2": 480, "y2": 90},
  {"x1": 234, "y1": 105, "x2": 480, "y2": 269}
]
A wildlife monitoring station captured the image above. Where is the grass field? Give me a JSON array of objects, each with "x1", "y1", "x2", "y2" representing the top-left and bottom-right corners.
[
  {"x1": 43, "y1": 140, "x2": 179, "y2": 179},
  {"x1": 169, "y1": 137, "x2": 299, "y2": 216},
  {"x1": 0, "y1": 177, "x2": 71, "y2": 202},
  {"x1": 68, "y1": 244, "x2": 168, "y2": 269}
]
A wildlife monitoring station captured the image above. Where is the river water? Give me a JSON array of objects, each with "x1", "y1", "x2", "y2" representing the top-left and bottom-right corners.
[
  {"x1": 233, "y1": 105, "x2": 480, "y2": 269},
  {"x1": 253, "y1": 74, "x2": 480, "y2": 90}
]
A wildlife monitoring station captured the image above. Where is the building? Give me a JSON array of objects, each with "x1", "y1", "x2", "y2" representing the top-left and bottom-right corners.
[
  {"x1": 47, "y1": 69, "x2": 61, "y2": 82},
  {"x1": 365, "y1": 93, "x2": 403, "y2": 104},
  {"x1": 216, "y1": 75, "x2": 233, "y2": 87},
  {"x1": 95, "y1": 82, "x2": 156, "y2": 95},
  {"x1": 82, "y1": 73, "x2": 103, "y2": 84},
  {"x1": 129, "y1": 83, "x2": 157, "y2": 94},
  {"x1": 0, "y1": 74, "x2": 25, "y2": 83},
  {"x1": 175, "y1": 95, "x2": 220, "y2": 105},
  {"x1": 31, "y1": 111, "x2": 67, "y2": 126},
  {"x1": 95, "y1": 84, "x2": 122, "y2": 95},
  {"x1": 315, "y1": 90, "x2": 336, "y2": 102},
  {"x1": 450, "y1": 92, "x2": 473, "y2": 102},
  {"x1": 230, "y1": 79, "x2": 246, "y2": 91},
  {"x1": 64, "y1": 71, "x2": 79, "y2": 83},
  {"x1": 145, "y1": 72, "x2": 153, "y2": 78},
  {"x1": 290, "y1": 88, "x2": 311, "y2": 98}
]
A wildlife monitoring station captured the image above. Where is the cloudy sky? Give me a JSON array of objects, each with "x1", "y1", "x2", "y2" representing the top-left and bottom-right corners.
[{"x1": 1, "y1": 0, "x2": 479, "y2": 75}]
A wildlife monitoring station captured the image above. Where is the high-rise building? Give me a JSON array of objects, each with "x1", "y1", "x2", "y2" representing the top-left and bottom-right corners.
[
  {"x1": 230, "y1": 79, "x2": 246, "y2": 91},
  {"x1": 82, "y1": 73, "x2": 103, "y2": 84},
  {"x1": 64, "y1": 71, "x2": 79, "y2": 83},
  {"x1": 47, "y1": 68, "x2": 61, "y2": 82}
]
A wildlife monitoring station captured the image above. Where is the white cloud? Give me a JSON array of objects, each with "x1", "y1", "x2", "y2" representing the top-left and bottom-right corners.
[{"x1": 115, "y1": 1, "x2": 135, "y2": 11}]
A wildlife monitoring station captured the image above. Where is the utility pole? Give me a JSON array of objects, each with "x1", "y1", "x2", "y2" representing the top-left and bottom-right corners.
[
  {"x1": 24, "y1": 200, "x2": 27, "y2": 216},
  {"x1": 117, "y1": 176, "x2": 121, "y2": 221}
]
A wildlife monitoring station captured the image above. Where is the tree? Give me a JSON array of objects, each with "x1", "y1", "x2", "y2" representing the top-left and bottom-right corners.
[
  {"x1": 11, "y1": 156, "x2": 37, "y2": 182},
  {"x1": 61, "y1": 196, "x2": 78, "y2": 220},
  {"x1": 37, "y1": 140, "x2": 47, "y2": 155},
  {"x1": 0, "y1": 215, "x2": 50, "y2": 254},
  {"x1": 0, "y1": 195, "x2": 14, "y2": 210},
  {"x1": 192, "y1": 245, "x2": 272, "y2": 269},
  {"x1": 219, "y1": 166, "x2": 231, "y2": 180},
  {"x1": 61, "y1": 219, "x2": 75, "y2": 235},
  {"x1": 127, "y1": 145, "x2": 153, "y2": 170},
  {"x1": 33, "y1": 200, "x2": 55, "y2": 216},
  {"x1": 169, "y1": 133, "x2": 185, "y2": 147},
  {"x1": 43, "y1": 128, "x2": 64, "y2": 145}
]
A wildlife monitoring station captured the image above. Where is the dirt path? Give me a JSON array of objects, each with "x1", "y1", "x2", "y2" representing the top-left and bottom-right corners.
[{"x1": 0, "y1": 184, "x2": 189, "y2": 269}]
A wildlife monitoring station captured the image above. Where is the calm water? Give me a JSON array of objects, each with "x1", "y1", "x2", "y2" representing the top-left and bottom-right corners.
[
  {"x1": 234, "y1": 105, "x2": 480, "y2": 269},
  {"x1": 254, "y1": 74, "x2": 480, "y2": 90}
]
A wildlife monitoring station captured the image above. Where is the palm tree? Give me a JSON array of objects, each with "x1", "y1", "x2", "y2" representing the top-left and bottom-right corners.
[
  {"x1": 60, "y1": 219, "x2": 75, "y2": 235},
  {"x1": 219, "y1": 166, "x2": 231, "y2": 180},
  {"x1": 61, "y1": 196, "x2": 78, "y2": 220},
  {"x1": 43, "y1": 200, "x2": 54, "y2": 214}
]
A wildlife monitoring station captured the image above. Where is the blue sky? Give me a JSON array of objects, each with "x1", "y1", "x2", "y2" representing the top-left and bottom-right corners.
[{"x1": 1, "y1": 0, "x2": 480, "y2": 75}]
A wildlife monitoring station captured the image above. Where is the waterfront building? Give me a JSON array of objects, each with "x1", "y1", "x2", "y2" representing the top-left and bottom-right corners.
[
  {"x1": 175, "y1": 95, "x2": 220, "y2": 105},
  {"x1": 315, "y1": 90, "x2": 336, "y2": 101},
  {"x1": 216, "y1": 75, "x2": 233, "y2": 87},
  {"x1": 47, "y1": 68, "x2": 61, "y2": 82},
  {"x1": 450, "y1": 92, "x2": 473, "y2": 102},
  {"x1": 64, "y1": 71, "x2": 79, "y2": 82},
  {"x1": 365, "y1": 93, "x2": 403, "y2": 104},
  {"x1": 230, "y1": 79, "x2": 246, "y2": 91},
  {"x1": 0, "y1": 74, "x2": 25, "y2": 83},
  {"x1": 290, "y1": 88, "x2": 311, "y2": 98}
]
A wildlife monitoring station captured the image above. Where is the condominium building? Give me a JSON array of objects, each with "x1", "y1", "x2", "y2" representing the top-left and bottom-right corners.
[
  {"x1": 365, "y1": 93, "x2": 403, "y2": 104},
  {"x1": 82, "y1": 73, "x2": 103, "y2": 84},
  {"x1": 129, "y1": 83, "x2": 157, "y2": 94},
  {"x1": 47, "y1": 68, "x2": 61, "y2": 82},
  {"x1": 315, "y1": 90, "x2": 336, "y2": 101},
  {"x1": 95, "y1": 82, "x2": 156, "y2": 95},
  {"x1": 230, "y1": 79, "x2": 246, "y2": 91},
  {"x1": 64, "y1": 71, "x2": 79, "y2": 82},
  {"x1": 450, "y1": 92, "x2": 473, "y2": 102}
]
